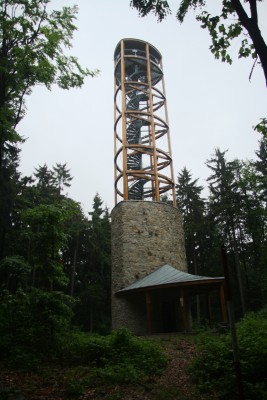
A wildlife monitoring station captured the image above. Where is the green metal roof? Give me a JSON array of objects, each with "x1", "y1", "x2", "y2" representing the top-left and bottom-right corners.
[{"x1": 117, "y1": 264, "x2": 224, "y2": 294}]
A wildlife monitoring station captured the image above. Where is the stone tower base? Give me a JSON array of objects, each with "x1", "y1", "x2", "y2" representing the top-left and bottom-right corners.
[{"x1": 111, "y1": 201, "x2": 187, "y2": 334}]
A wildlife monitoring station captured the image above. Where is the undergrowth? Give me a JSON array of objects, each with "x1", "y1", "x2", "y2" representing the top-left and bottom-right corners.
[
  {"x1": 189, "y1": 307, "x2": 267, "y2": 400},
  {"x1": 1, "y1": 327, "x2": 167, "y2": 387}
]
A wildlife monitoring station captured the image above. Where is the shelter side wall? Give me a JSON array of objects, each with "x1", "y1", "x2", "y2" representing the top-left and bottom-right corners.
[{"x1": 112, "y1": 293, "x2": 147, "y2": 335}]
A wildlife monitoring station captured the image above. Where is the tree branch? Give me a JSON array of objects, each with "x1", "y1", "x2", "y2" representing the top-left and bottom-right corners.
[{"x1": 27, "y1": 4, "x2": 47, "y2": 46}]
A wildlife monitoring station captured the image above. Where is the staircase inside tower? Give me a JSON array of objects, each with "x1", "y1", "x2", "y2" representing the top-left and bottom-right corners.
[
  {"x1": 125, "y1": 59, "x2": 150, "y2": 200},
  {"x1": 126, "y1": 90, "x2": 147, "y2": 200}
]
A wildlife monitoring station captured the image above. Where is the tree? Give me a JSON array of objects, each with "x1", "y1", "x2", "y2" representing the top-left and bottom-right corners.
[
  {"x1": 61, "y1": 198, "x2": 88, "y2": 297},
  {"x1": 0, "y1": 142, "x2": 21, "y2": 258},
  {"x1": 34, "y1": 163, "x2": 55, "y2": 189},
  {"x1": 22, "y1": 203, "x2": 70, "y2": 290},
  {"x1": 0, "y1": 0, "x2": 97, "y2": 156},
  {"x1": 53, "y1": 162, "x2": 73, "y2": 195},
  {"x1": 130, "y1": 0, "x2": 267, "y2": 85},
  {"x1": 254, "y1": 118, "x2": 267, "y2": 203},
  {"x1": 206, "y1": 148, "x2": 246, "y2": 315},
  {"x1": 0, "y1": 0, "x2": 97, "y2": 261},
  {"x1": 176, "y1": 167, "x2": 206, "y2": 274},
  {"x1": 236, "y1": 160, "x2": 267, "y2": 309},
  {"x1": 73, "y1": 194, "x2": 111, "y2": 333}
]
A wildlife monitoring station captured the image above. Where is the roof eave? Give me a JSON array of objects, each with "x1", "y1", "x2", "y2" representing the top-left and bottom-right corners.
[{"x1": 116, "y1": 277, "x2": 225, "y2": 296}]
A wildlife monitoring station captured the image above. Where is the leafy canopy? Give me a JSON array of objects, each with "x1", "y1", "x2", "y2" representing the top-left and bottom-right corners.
[
  {"x1": 0, "y1": 0, "x2": 98, "y2": 140},
  {"x1": 130, "y1": 0, "x2": 267, "y2": 85}
]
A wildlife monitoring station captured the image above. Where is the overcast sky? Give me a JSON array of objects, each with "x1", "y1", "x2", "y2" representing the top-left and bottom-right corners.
[{"x1": 18, "y1": 0, "x2": 267, "y2": 213}]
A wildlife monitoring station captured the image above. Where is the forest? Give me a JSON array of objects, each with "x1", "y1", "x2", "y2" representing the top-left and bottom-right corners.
[
  {"x1": 1, "y1": 135, "x2": 267, "y2": 337},
  {"x1": 0, "y1": 1, "x2": 267, "y2": 399}
]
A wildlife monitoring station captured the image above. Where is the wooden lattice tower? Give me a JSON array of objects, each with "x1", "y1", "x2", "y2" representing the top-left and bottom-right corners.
[{"x1": 114, "y1": 38, "x2": 176, "y2": 206}]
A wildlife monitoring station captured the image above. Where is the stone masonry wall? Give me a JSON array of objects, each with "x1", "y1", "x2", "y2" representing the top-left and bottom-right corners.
[{"x1": 111, "y1": 200, "x2": 187, "y2": 333}]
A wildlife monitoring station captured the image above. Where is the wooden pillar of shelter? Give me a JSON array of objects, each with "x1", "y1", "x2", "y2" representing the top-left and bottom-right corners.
[
  {"x1": 146, "y1": 292, "x2": 152, "y2": 334},
  {"x1": 207, "y1": 293, "x2": 213, "y2": 327},
  {"x1": 220, "y1": 283, "x2": 228, "y2": 323},
  {"x1": 180, "y1": 288, "x2": 188, "y2": 331}
]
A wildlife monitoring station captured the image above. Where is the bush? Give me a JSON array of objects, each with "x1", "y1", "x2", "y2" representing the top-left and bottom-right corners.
[
  {"x1": 105, "y1": 328, "x2": 167, "y2": 381},
  {"x1": 237, "y1": 307, "x2": 267, "y2": 399},
  {"x1": 58, "y1": 330, "x2": 111, "y2": 365},
  {"x1": 59, "y1": 328, "x2": 167, "y2": 384},
  {"x1": 0, "y1": 287, "x2": 166, "y2": 384},
  {"x1": 189, "y1": 332, "x2": 234, "y2": 394},
  {"x1": 189, "y1": 307, "x2": 267, "y2": 399},
  {"x1": 0, "y1": 288, "x2": 75, "y2": 366}
]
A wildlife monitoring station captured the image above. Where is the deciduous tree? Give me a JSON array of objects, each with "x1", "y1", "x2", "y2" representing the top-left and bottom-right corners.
[
  {"x1": 131, "y1": 0, "x2": 267, "y2": 85},
  {"x1": 0, "y1": 0, "x2": 97, "y2": 260}
]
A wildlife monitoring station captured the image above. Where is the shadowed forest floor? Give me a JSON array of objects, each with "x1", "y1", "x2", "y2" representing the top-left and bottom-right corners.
[{"x1": 0, "y1": 336, "x2": 219, "y2": 400}]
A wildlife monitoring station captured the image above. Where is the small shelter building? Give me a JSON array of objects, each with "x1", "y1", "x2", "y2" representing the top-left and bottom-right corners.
[{"x1": 116, "y1": 264, "x2": 227, "y2": 334}]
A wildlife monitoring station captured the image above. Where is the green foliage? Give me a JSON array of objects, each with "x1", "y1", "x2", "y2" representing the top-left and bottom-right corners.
[
  {"x1": 176, "y1": 167, "x2": 215, "y2": 276},
  {"x1": 0, "y1": 288, "x2": 75, "y2": 365},
  {"x1": 189, "y1": 332, "x2": 233, "y2": 393},
  {"x1": 0, "y1": 0, "x2": 97, "y2": 136},
  {"x1": 52, "y1": 162, "x2": 73, "y2": 194},
  {"x1": 189, "y1": 307, "x2": 267, "y2": 399},
  {"x1": 106, "y1": 328, "x2": 167, "y2": 378},
  {"x1": 254, "y1": 118, "x2": 267, "y2": 137},
  {"x1": 131, "y1": 0, "x2": 267, "y2": 84},
  {"x1": 59, "y1": 328, "x2": 167, "y2": 384},
  {"x1": 71, "y1": 193, "x2": 111, "y2": 333},
  {"x1": 195, "y1": 9, "x2": 252, "y2": 64},
  {"x1": 237, "y1": 308, "x2": 267, "y2": 398},
  {"x1": 21, "y1": 202, "x2": 72, "y2": 289},
  {"x1": 0, "y1": 256, "x2": 30, "y2": 291},
  {"x1": 58, "y1": 330, "x2": 110, "y2": 365},
  {"x1": 0, "y1": 0, "x2": 97, "y2": 264},
  {"x1": 130, "y1": 0, "x2": 171, "y2": 21}
]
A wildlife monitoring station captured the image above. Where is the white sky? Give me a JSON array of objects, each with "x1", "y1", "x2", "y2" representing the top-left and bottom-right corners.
[{"x1": 18, "y1": 0, "x2": 267, "y2": 213}]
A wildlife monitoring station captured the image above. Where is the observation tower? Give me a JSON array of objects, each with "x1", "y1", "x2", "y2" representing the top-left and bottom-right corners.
[
  {"x1": 114, "y1": 38, "x2": 176, "y2": 205},
  {"x1": 111, "y1": 39, "x2": 188, "y2": 334}
]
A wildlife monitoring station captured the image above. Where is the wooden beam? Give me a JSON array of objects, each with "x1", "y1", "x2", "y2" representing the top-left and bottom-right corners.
[
  {"x1": 146, "y1": 43, "x2": 159, "y2": 201},
  {"x1": 160, "y1": 58, "x2": 176, "y2": 207},
  {"x1": 120, "y1": 40, "x2": 128, "y2": 200},
  {"x1": 146, "y1": 292, "x2": 152, "y2": 334}
]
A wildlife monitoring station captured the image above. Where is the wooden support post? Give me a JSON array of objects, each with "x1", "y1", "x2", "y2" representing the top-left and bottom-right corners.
[
  {"x1": 180, "y1": 288, "x2": 187, "y2": 331},
  {"x1": 120, "y1": 40, "x2": 129, "y2": 200},
  {"x1": 220, "y1": 283, "x2": 228, "y2": 323},
  {"x1": 207, "y1": 293, "x2": 213, "y2": 327},
  {"x1": 146, "y1": 43, "x2": 159, "y2": 201},
  {"x1": 146, "y1": 292, "x2": 152, "y2": 334}
]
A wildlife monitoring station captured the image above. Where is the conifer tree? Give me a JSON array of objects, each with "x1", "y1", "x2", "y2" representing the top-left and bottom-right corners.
[
  {"x1": 176, "y1": 167, "x2": 205, "y2": 274},
  {"x1": 206, "y1": 148, "x2": 246, "y2": 315}
]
